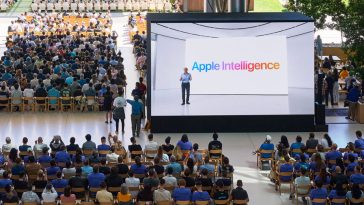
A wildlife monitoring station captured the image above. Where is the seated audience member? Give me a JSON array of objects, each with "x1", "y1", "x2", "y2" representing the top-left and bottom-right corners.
[
  {"x1": 68, "y1": 168, "x2": 88, "y2": 199},
  {"x1": 300, "y1": 145, "x2": 310, "y2": 160},
  {"x1": 51, "y1": 171, "x2": 68, "y2": 195},
  {"x1": 155, "y1": 146, "x2": 169, "y2": 163},
  {"x1": 163, "y1": 167, "x2": 178, "y2": 187},
  {"x1": 199, "y1": 156, "x2": 215, "y2": 174},
  {"x1": 310, "y1": 180, "x2": 328, "y2": 205},
  {"x1": 11, "y1": 157, "x2": 25, "y2": 176},
  {"x1": 177, "y1": 134, "x2": 193, "y2": 152},
  {"x1": 81, "y1": 160, "x2": 93, "y2": 177},
  {"x1": 310, "y1": 153, "x2": 325, "y2": 174},
  {"x1": 145, "y1": 134, "x2": 158, "y2": 159},
  {"x1": 346, "y1": 183, "x2": 364, "y2": 205},
  {"x1": 315, "y1": 145, "x2": 326, "y2": 161},
  {"x1": 330, "y1": 166, "x2": 348, "y2": 187},
  {"x1": 192, "y1": 180, "x2": 211, "y2": 202},
  {"x1": 98, "y1": 136, "x2": 111, "y2": 158},
  {"x1": 89, "y1": 151, "x2": 101, "y2": 165},
  {"x1": 34, "y1": 170, "x2": 48, "y2": 197},
  {"x1": 25, "y1": 156, "x2": 41, "y2": 176},
  {"x1": 117, "y1": 184, "x2": 132, "y2": 205},
  {"x1": 231, "y1": 180, "x2": 249, "y2": 203},
  {"x1": 354, "y1": 130, "x2": 364, "y2": 150},
  {"x1": 190, "y1": 143, "x2": 203, "y2": 164},
  {"x1": 277, "y1": 156, "x2": 293, "y2": 182},
  {"x1": 306, "y1": 133, "x2": 319, "y2": 150},
  {"x1": 42, "y1": 184, "x2": 58, "y2": 203},
  {"x1": 182, "y1": 168, "x2": 195, "y2": 188},
  {"x1": 350, "y1": 166, "x2": 364, "y2": 185},
  {"x1": 128, "y1": 137, "x2": 142, "y2": 159},
  {"x1": 62, "y1": 161, "x2": 76, "y2": 176},
  {"x1": 19, "y1": 137, "x2": 31, "y2": 152},
  {"x1": 320, "y1": 134, "x2": 333, "y2": 149},
  {"x1": 198, "y1": 168, "x2": 213, "y2": 188},
  {"x1": 88, "y1": 166, "x2": 105, "y2": 188},
  {"x1": 46, "y1": 160, "x2": 61, "y2": 176},
  {"x1": 2, "y1": 184, "x2": 19, "y2": 203},
  {"x1": 105, "y1": 167, "x2": 123, "y2": 194},
  {"x1": 55, "y1": 146, "x2": 71, "y2": 164},
  {"x1": 219, "y1": 157, "x2": 234, "y2": 177},
  {"x1": 292, "y1": 167, "x2": 311, "y2": 201},
  {"x1": 137, "y1": 184, "x2": 153, "y2": 202},
  {"x1": 344, "y1": 142, "x2": 358, "y2": 162},
  {"x1": 325, "y1": 144, "x2": 342, "y2": 166},
  {"x1": 116, "y1": 156, "x2": 129, "y2": 176},
  {"x1": 33, "y1": 137, "x2": 49, "y2": 158},
  {"x1": 346, "y1": 154, "x2": 359, "y2": 174},
  {"x1": 290, "y1": 135, "x2": 304, "y2": 157},
  {"x1": 328, "y1": 183, "x2": 346, "y2": 204},
  {"x1": 96, "y1": 182, "x2": 114, "y2": 203},
  {"x1": 294, "y1": 153, "x2": 310, "y2": 172},
  {"x1": 99, "y1": 158, "x2": 111, "y2": 175},
  {"x1": 162, "y1": 136, "x2": 174, "y2": 157},
  {"x1": 2, "y1": 137, "x2": 14, "y2": 153},
  {"x1": 172, "y1": 179, "x2": 191, "y2": 201},
  {"x1": 184, "y1": 158, "x2": 197, "y2": 174},
  {"x1": 60, "y1": 186, "x2": 76, "y2": 204},
  {"x1": 166, "y1": 156, "x2": 183, "y2": 175},
  {"x1": 38, "y1": 147, "x2": 52, "y2": 163},
  {"x1": 50, "y1": 135, "x2": 65, "y2": 153},
  {"x1": 151, "y1": 157, "x2": 165, "y2": 175},
  {"x1": 66, "y1": 137, "x2": 80, "y2": 152},
  {"x1": 82, "y1": 134, "x2": 97, "y2": 151},
  {"x1": 208, "y1": 132, "x2": 222, "y2": 159},
  {"x1": 279, "y1": 135, "x2": 290, "y2": 150},
  {"x1": 125, "y1": 170, "x2": 140, "y2": 198},
  {"x1": 130, "y1": 156, "x2": 147, "y2": 176},
  {"x1": 143, "y1": 169, "x2": 159, "y2": 188},
  {"x1": 314, "y1": 169, "x2": 330, "y2": 186},
  {"x1": 106, "y1": 147, "x2": 119, "y2": 163},
  {"x1": 213, "y1": 180, "x2": 229, "y2": 200},
  {"x1": 7, "y1": 148, "x2": 18, "y2": 169},
  {"x1": 258, "y1": 135, "x2": 274, "y2": 159},
  {"x1": 154, "y1": 179, "x2": 172, "y2": 204},
  {"x1": 21, "y1": 184, "x2": 41, "y2": 205},
  {"x1": 13, "y1": 172, "x2": 28, "y2": 195}
]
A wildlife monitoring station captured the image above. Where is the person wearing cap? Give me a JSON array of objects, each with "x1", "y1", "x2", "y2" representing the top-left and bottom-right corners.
[
  {"x1": 346, "y1": 82, "x2": 361, "y2": 121},
  {"x1": 42, "y1": 183, "x2": 58, "y2": 203},
  {"x1": 208, "y1": 132, "x2": 222, "y2": 159},
  {"x1": 2, "y1": 137, "x2": 14, "y2": 153},
  {"x1": 112, "y1": 88, "x2": 126, "y2": 133},
  {"x1": 258, "y1": 135, "x2": 274, "y2": 159}
]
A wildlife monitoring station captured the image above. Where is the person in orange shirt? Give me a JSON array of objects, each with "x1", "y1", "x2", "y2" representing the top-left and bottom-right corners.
[
  {"x1": 339, "y1": 67, "x2": 349, "y2": 80},
  {"x1": 117, "y1": 184, "x2": 132, "y2": 205}
]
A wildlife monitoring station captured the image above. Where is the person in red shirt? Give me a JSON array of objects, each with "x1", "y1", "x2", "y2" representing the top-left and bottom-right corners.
[{"x1": 138, "y1": 77, "x2": 147, "y2": 96}]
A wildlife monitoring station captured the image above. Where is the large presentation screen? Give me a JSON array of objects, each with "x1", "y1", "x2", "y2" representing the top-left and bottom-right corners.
[
  {"x1": 150, "y1": 21, "x2": 315, "y2": 116},
  {"x1": 186, "y1": 36, "x2": 288, "y2": 95}
]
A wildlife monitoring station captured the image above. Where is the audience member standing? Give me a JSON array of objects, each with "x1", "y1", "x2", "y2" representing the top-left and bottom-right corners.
[
  {"x1": 113, "y1": 88, "x2": 126, "y2": 133},
  {"x1": 127, "y1": 96, "x2": 143, "y2": 137}
]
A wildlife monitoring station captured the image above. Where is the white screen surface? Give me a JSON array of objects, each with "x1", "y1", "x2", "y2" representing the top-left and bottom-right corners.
[{"x1": 185, "y1": 37, "x2": 288, "y2": 95}]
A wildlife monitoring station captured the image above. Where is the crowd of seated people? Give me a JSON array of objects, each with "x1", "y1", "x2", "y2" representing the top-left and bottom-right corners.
[
  {"x1": 0, "y1": 0, "x2": 15, "y2": 11},
  {"x1": 129, "y1": 15, "x2": 146, "y2": 74},
  {"x1": 0, "y1": 133, "x2": 249, "y2": 204},
  {"x1": 257, "y1": 131, "x2": 364, "y2": 205},
  {"x1": 0, "y1": 12, "x2": 133, "y2": 113}
]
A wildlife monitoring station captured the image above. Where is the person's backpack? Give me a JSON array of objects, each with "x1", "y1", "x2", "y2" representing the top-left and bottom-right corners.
[{"x1": 113, "y1": 106, "x2": 125, "y2": 120}]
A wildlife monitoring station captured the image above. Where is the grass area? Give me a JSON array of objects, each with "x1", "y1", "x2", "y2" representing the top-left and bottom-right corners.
[{"x1": 253, "y1": 0, "x2": 285, "y2": 12}]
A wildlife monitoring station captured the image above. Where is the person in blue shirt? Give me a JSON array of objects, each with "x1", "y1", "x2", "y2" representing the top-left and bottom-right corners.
[
  {"x1": 87, "y1": 166, "x2": 105, "y2": 188},
  {"x1": 0, "y1": 171, "x2": 12, "y2": 190},
  {"x1": 192, "y1": 181, "x2": 211, "y2": 202},
  {"x1": 343, "y1": 142, "x2": 358, "y2": 163},
  {"x1": 258, "y1": 135, "x2": 274, "y2": 159},
  {"x1": 325, "y1": 144, "x2": 342, "y2": 168},
  {"x1": 172, "y1": 179, "x2": 191, "y2": 201},
  {"x1": 166, "y1": 156, "x2": 183, "y2": 175},
  {"x1": 81, "y1": 160, "x2": 93, "y2": 177},
  {"x1": 310, "y1": 179, "x2": 328, "y2": 205},
  {"x1": 198, "y1": 156, "x2": 215, "y2": 174},
  {"x1": 48, "y1": 84, "x2": 60, "y2": 105},
  {"x1": 51, "y1": 171, "x2": 68, "y2": 196},
  {"x1": 346, "y1": 154, "x2": 359, "y2": 174},
  {"x1": 46, "y1": 160, "x2": 61, "y2": 176},
  {"x1": 97, "y1": 136, "x2": 111, "y2": 158},
  {"x1": 350, "y1": 166, "x2": 364, "y2": 185},
  {"x1": 310, "y1": 154, "x2": 326, "y2": 174},
  {"x1": 290, "y1": 135, "x2": 304, "y2": 157},
  {"x1": 11, "y1": 158, "x2": 25, "y2": 176},
  {"x1": 176, "y1": 134, "x2": 192, "y2": 151},
  {"x1": 314, "y1": 169, "x2": 330, "y2": 186},
  {"x1": 278, "y1": 156, "x2": 293, "y2": 182},
  {"x1": 354, "y1": 130, "x2": 364, "y2": 150},
  {"x1": 38, "y1": 147, "x2": 52, "y2": 163},
  {"x1": 127, "y1": 96, "x2": 143, "y2": 137},
  {"x1": 55, "y1": 146, "x2": 70, "y2": 164},
  {"x1": 328, "y1": 183, "x2": 347, "y2": 205},
  {"x1": 130, "y1": 156, "x2": 147, "y2": 175},
  {"x1": 346, "y1": 84, "x2": 361, "y2": 121},
  {"x1": 294, "y1": 153, "x2": 310, "y2": 172}
]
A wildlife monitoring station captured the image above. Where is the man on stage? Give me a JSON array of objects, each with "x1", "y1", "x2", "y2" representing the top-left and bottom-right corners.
[{"x1": 180, "y1": 67, "x2": 192, "y2": 105}]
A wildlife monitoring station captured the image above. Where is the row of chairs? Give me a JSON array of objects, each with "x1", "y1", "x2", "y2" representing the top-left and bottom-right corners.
[
  {"x1": 31, "y1": 1, "x2": 172, "y2": 12},
  {"x1": 0, "y1": 96, "x2": 105, "y2": 112}
]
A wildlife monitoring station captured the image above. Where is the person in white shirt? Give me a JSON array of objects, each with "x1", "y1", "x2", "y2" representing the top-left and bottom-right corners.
[
  {"x1": 30, "y1": 74, "x2": 39, "y2": 89},
  {"x1": 320, "y1": 133, "x2": 333, "y2": 149},
  {"x1": 106, "y1": 147, "x2": 119, "y2": 163},
  {"x1": 33, "y1": 137, "x2": 48, "y2": 157},
  {"x1": 125, "y1": 171, "x2": 140, "y2": 198},
  {"x1": 42, "y1": 184, "x2": 58, "y2": 203},
  {"x1": 2, "y1": 137, "x2": 14, "y2": 153},
  {"x1": 145, "y1": 134, "x2": 158, "y2": 159},
  {"x1": 112, "y1": 89, "x2": 127, "y2": 133}
]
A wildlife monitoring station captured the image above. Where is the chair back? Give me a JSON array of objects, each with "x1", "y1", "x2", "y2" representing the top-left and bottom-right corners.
[
  {"x1": 195, "y1": 201, "x2": 209, "y2": 205},
  {"x1": 134, "y1": 173, "x2": 145, "y2": 179},
  {"x1": 43, "y1": 202, "x2": 57, "y2": 205},
  {"x1": 83, "y1": 149, "x2": 93, "y2": 156},
  {"x1": 259, "y1": 149, "x2": 274, "y2": 157},
  {"x1": 175, "y1": 201, "x2": 191, "y2": 205},
  {"x1": 89, "y1": 187, "x2": 101, "y2": 192},
  {"x1": 291, "y1": 149, "x2": 302, "y2": 154},
  {"x1": 232, "y1": 200, "x2": 248, "y2": 205},
  {"x1": 138, "y1": 202, "x2": 153, "y2": 205},
  {"x1": 128, "y1": 186, "x2": 140, "y2": 192},
  {"x1": 131, "y1": 150, "x2": 144, "y2": 155},
  {"x1": 350, "y1": 198, "x2": 364, "y2": 204},
  {"x1": 307, "y1": 148, "x2": 317, "y2": 154},
  {"x1": 99, "y1": 150, "x2": 110, "y2": 155},
  {"x1": 209, "y1": 149, "x2": 222, "y2": 155},
  {"x1": 214, "y1": 200, "x2": 229, "y2": 205},
  {"x1": 311, "y1": 198, "x2": 327, "y2": 204},
  {"x1": 331, "y1": 198, "x2": 346, "y2": 203},
  {"x1": 107, "y1": 186, "x2": 120, "y2": 192},
  {"x1": 23, "y1": 202, "x2": 39, "y2": 205},
  {"x1": 295, "y1": 184, "x2": 311, "y2": 195},
  {"x1": 156, "y1": 201, "x2": 172, "y2": 205}
]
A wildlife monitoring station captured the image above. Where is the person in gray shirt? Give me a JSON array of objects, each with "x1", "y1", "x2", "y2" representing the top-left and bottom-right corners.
[
  {"x1": 21, "y1": 184, "x2": 41, "y2": 205},
  {"x1": 82, "y1": 134, "x2": 96, "y2": 151}
]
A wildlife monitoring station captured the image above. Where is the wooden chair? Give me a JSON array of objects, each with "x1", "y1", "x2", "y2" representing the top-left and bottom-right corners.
[
  {"x1": 47, "y1": 174, "x2": 57, "y2": 180},
  {"x1": 294, "y1": 184, "x2": 311, "y2": 205},
  {"x1": 10, "y1": 97, "x2": 23, "y2": 112},
  {"x1": 175, "y1": 201, "x2": 190, "y2": 205},
  {"x1": 138, "y1": 202, "x2": 153, "y2": 205},
  {"x1": 328, "y1": 159, "x2": 337, "y2": 166},
  {"x1": 80, "y1": 202, "x2": 95, "y2": 205},
  {"x1": 0, "y1": 97, "x2": 10, "y2": 111},
  {"x1": 214, "y1": 199, "x2": 230, "y2": 205},
  {"x1": 60, "y1": 97, "x2": 73, "y2": 112},
  {"x1": 63, "y1": 173, "x2": 75, "y2": 179},
  {"x1": 134, "y1": 173, "x2": 145, "y2": 180},
  {"x1": 164, "y1": 185, "x2": 174, "y2": 192},
  {"x1": 276, "y1": 171, "x2": 293, "y2": 195},
  {"x1": 349, "y1": 198, "x2": 363, "y2": 204},
  {"x1": 89, "y1": 187, "x2": 101, "y2": 200},
  {"x1": 86, "y1": 96, "x2": 96, "y2": 111},
  {"x1": 47, "y1": 97, "x2": 59, "y2": 111},
  {"x1": 307, "y1": 148, "x2": 317, "y2": 155},
  {"x1": 83, "y1": 149, "x2": 93, "y2": 156},
  {"x1": 23, "y1": 202, "x2": 39, "y2": 205},
  {"x1": 144, "y1": 150, "x2": 158, "y2": 161},
  {"x1": 3, "y1": 203, "x2": 19, "y2": 205},
  {"x1": 156, "y1": 201, "x2": 172, "y2": 205},
  {"x1": 291, "y1": 149, "x2": 302, "y2": 156},
  {"x1": 232, "y1": 200, "x2": 248, "y2": 204},
  {"x1": 68, "y1": 150, "x2": 76, "y2": 155},
  {"x1": 19, "y1": 151, "x2": 31, "y2": 158},
  {"x1": 195, "y1": 201, "x2": 209, "y2": 205},
  {"x1": 71, "y1": 187, "x2": 86, "y2": 200},
  {"x1": 256, "y1": 149, "x2": 274, "y2": 169},
  {"x1": 130, "y1": 150, "x2": 144, "y2": 161},
  {"x1": 34, "y1": 97, "x2": 47, "y2": 111},
  {"x1": 311, "y1": 198, "x2": 327, "y2": 204},
  {"x1": 329, "y1": 198, "x2": 346, "y2": 204},
  {"x1": 22, "y1": 97, "x2": 34, "y2": 111},
  {"x1": 107, "y1": 186, "x2": 120, "y2": 196},
  {"x1": 99, "y1": 150, "x2": 110, "y2": 156},
  {"x1": 43, "y1": 202, "x2": 57, "y2": 205}
]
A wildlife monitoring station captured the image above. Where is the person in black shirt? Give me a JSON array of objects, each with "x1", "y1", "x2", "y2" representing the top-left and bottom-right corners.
[
  {"x1": 68, "y1": 168, "x2": 88, "y2": 199},
  {"x1": 105, "y1": 167, "x2": 123, "y2": 196},
  {"x1": 128, "y1": 137, "x2": 142, "y2": 160},
  {"x1": 115, "y1": 156, "x2": 129, "y2": 178},
  {"x1": 34, "y1": 170, "x2": 47, "y2": 198},
  {"x1": 66, "y1": 137, "x2": 80, "y2": 152},
  {"x1": 208, "y1": 132, "x2": 222, "y2": 159},
  {"x1": 306, "y1": 133, "x2": 319, "y2": 151},
  {"x1": 1, "y1": 184, "x2": 19, "y2": 203},
  {"x1": 197, "y1": 169, "x2": 213, "y2": 190},
  {"x1": 13, "y1": 172, "x2": 28, "y2": 198},
  {"x1": 213, "y1": 180, "x2": 229, "y2": 200},
  {"x1": 34, "y1": 83, "x2": 47, "y2": 106},
  {"x1": 182, "y1": 168, "x2": 195, "y2": 188},
  {"x1": 330, "y1": 166, "x2": 348, "y2": 187},
  {"x1": 136, "y1": 184, "x2": 153, "y2": 202},
  {"x1": 162, "y1": 136, "x2": 174, "y2": 157},
  {"x1": 325, "y1": 72, "x2": 335, "y2": 106},
  {"x1": 0, "y1": 85, "x2": 9, "y2": 109},
  {"x1": 230, "y1": 180, "x2": 249, "y2": 203},
  {"x1": 99, "y1": 158, "x2": 110, "y2": 175}
]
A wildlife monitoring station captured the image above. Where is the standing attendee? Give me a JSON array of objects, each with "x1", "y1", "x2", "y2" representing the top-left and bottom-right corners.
[
  {"x1": 180, "y1": 67, "x2": 192, "y2": 105},
  {"x1": 332, "y1": 68, "x2": 340, "y2": 105},
  {"x1": 346, "y1": 83, "x2": 361, "y2": 121},
  {"x1": 127, "y1": 96, "x2": 143, "y2": 137},
  {"x1": 103, "y1": 86, "x2": 113, "y2": 123},
  {"x1": 325, "y1": 72, "x2": 335, "y2": 107},
  {"x1": 113, "y1": 88, "x2": 126, "y2": 133}
]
